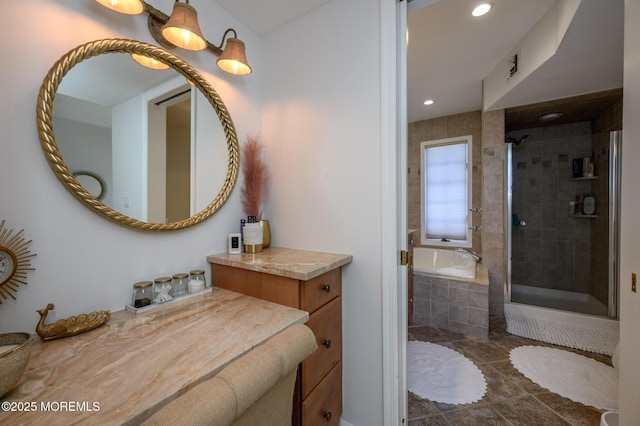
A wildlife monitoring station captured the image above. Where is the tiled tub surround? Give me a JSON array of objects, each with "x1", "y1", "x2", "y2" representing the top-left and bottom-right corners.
[
  {"x1": 412, "y1": 266, "x2": 490, "y2": 338},
  {"x1": 408, "y1": 111, "x2": 483, "y2": 259},
  {"x1": 409, "y1": 109, "x2": 508, "y2": 318},
  {"x1": 412, "y1": 247, "x2": 478, "y2": 279}
]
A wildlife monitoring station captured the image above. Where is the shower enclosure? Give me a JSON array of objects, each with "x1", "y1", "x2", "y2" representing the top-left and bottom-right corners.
[{"x1": 505, "y1": 126, "x2": 622, "y2": 319}]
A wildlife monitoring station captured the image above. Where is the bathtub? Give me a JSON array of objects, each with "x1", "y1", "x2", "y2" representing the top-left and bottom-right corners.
[{"x1": 412, "y1": 247, "x2": 477, "y2": 279}]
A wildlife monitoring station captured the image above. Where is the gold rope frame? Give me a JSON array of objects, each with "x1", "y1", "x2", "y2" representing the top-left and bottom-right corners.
[{"x1": 36, "y1": 39, "x2": 239, "y2": 231}]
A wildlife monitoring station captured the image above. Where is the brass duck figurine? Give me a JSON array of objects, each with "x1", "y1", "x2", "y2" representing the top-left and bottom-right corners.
[{"x1": 36, "y1": 303, "x2": 111, "y2": 341}]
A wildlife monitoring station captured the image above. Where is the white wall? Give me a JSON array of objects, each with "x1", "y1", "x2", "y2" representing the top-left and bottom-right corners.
[
  {"x1": 2, "y1": 1, "x2": 393, "y2": 425},
  {"x1": 53, "y1": 117, "x2": 113, "y2": 208},
  {"x1": 262, "y1": 0, "x2": 385, "y2": 424},
  {"x1": 483, "y1": 0, "x2": 581, "y2": 111},
  {"x1": 113, "y1": 94, "x2": 147, "y2": 220},
  {"x1": 193, "y1": 89, "x2": 229, "y2": 213},
  {"x1": 0, "y1": 0, "x2": 262, "y2": 330},
  {"x1": 619, "y1": 1, "x2": 640, "y2": 423}
]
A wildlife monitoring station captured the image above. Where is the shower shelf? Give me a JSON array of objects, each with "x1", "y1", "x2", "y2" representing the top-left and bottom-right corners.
[
  {"x1": 569, "y1": 214, "x2": 598, "y2": 218},
  {"x1": 570, "y1": 176, "x2": 598, "y2": 181}
]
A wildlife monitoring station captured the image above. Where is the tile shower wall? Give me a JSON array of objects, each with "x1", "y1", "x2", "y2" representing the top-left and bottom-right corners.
[
  {"x1": 481, "y1": 110, "x2": 506, "y2": 316},
  {"x1": 509, "y1": 123, "x2": 593, "y2": 293}
]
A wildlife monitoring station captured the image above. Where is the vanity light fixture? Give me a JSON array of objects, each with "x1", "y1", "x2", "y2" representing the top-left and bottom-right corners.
[
  {"x1": 216, "y1": 29, "x2": 252, "y2": 75},
  {"x1": 131, "y1": 52, "x2": 170, "y2": 70},
  {"x1": 161, "y1": 1, "x2": 207, "y2": 51},
  {"x1": 424, "y1": 99, "x2": 434, "y2": 105},
  {"x1": 472, "y1": 2, "x2": 493, "y2": 17},
  {"x1": 95, "y1": 0, "x2": 252, "y2": 75},
  {"x1": 96, "y1": 0, "x2": 144, "y2": 15}
]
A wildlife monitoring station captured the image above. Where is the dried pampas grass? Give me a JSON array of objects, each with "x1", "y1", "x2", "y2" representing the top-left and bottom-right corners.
[{"x1": 241, "y1": 135, "x2": 268, "y2": 219}]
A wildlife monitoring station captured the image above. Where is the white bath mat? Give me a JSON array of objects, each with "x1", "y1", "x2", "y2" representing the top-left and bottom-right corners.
[
  {"x1": 407, "y1": 341, "x2": 487, "y2": 405},
  {"x1": 510, "y1": 345, "x2": 618, "y2": 411}
]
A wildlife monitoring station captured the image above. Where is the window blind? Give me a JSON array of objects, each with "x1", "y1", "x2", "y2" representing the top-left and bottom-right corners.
[{"x1": 423, "y1": 142, "x2": 468, "y2": 240}]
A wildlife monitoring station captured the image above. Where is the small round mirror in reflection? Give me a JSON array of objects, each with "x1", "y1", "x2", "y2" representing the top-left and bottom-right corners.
[{"x1": 74, "y1": 172, "x2": 105, "y2": 201}]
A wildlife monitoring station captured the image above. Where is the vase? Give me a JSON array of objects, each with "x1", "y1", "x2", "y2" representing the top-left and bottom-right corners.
[{"x1": 260, "y1": 219, "x2": 271, "y2": 249}]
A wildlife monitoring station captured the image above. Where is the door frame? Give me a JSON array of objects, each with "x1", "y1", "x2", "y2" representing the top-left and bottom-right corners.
[{"x1": 381, "y1": 0, "x2": 408, "y2": 424}]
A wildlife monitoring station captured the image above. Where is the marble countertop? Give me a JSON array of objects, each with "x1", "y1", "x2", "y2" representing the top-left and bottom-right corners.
[
  {"x1": 0, "y1": 288, "x2": 308, "y2": 425},
  {"x1": 207, "y1": 247, "x2": 353, "y2": 281}
]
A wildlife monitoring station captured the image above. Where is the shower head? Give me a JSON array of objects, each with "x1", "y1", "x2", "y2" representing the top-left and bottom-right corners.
[{"x1": 505, "y1": 135, "x2": 529, "y2": 146}]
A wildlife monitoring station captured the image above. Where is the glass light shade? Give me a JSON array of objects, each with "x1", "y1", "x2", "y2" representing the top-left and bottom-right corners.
[
  {"x1": 217, "y1": 38, "x2": 252, "y2": 75},
  {"x1": 161, "y1": 2, "x2": 207, "y2": 51},
  {"x1": 539, "y1": 112, "x2": 563, "y2": 122},
  {"x1": 131, "y1": 53, "x2": 170, "y2": 70},
  {"x1": 95, "y1": 0, "x2": 144, "y2": 15}
]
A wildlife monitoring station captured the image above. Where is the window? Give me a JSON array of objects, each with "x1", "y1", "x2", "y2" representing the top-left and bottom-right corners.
[{"x1": 420, "y1": 136, "x2": 472, "y2": 247}]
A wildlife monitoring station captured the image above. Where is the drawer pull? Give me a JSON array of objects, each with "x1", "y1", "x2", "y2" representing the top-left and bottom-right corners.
[
  {"x1": 322, "y1": 411, "x2": 332, "y2": 422},
  {"x1": 321, "y1": 284, "x2": 331, "y2": 293},
  {"x1": 322, "y1": 339, "x2": 332, "y2": 349}
]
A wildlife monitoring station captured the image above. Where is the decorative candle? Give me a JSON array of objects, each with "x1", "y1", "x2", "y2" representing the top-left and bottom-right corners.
[
  {"x1": 188, "y1": 270, "x2": 206, "y2": 293},
  {"x1": 242, "y1": 222, "x2": 263, "y2": 253}
]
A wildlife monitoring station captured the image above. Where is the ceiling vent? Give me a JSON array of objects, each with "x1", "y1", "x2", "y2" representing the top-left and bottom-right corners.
[{"x1": 507, "y1": 51, "x2": 520, "y2": 80}]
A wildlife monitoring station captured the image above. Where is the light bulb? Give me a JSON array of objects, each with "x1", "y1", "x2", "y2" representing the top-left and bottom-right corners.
[{"x1": 472, "y1": 3, "x2": 492, "y2": 17}]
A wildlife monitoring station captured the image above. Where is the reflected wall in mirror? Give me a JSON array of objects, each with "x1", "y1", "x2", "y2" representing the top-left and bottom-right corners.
[{"x1": 37, "y1": 39, "x2": 239, "y2": 231}]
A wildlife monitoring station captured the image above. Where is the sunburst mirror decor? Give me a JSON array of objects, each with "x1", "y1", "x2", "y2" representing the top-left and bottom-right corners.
[{"x1": 0, "y1": 220, "x2": 36, "y2": 303}]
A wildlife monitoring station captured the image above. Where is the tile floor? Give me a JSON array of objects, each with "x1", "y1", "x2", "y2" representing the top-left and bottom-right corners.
[{"x1": 408, "y1": 316, "x2": 612, "y2": 425}]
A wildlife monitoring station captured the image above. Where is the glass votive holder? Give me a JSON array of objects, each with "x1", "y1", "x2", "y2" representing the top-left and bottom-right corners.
[
  {"x1": 172, "y1": 273, "x2": 189, "y2": 297},
  {"x1": 132, "y1": 281, "x2": 153, "y2": 308},
  {"x1": 188, "y1": 270, "x2": 206, "y2": 293},
  {"x1": 153, "y1": 276, "x2": 173, "y2": 303}
]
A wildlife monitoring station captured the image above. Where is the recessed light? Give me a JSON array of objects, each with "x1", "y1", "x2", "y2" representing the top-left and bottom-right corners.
[
  {"x1": 538, "y1": 112, "x2": 563, "y2": 121},
  {"x1": 472, "y1": 3, "x2": 492, "y2": 17},
  {"x1": 423, "y1": 99, "x2": 434, "y2": 106}
]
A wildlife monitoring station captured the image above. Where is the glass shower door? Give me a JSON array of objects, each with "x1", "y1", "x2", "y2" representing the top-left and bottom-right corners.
[
  {"x1": 608, "y1": 130, "x2": 621, "y2": 318},
  {"x1": 506, "y1": 129, "x2": 620, "y2": 319}
]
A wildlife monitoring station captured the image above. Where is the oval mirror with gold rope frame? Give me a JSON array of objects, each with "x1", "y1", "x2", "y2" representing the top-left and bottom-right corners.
[{"x1": 36, "y1": 39, "x2": 239, "y2": 231}]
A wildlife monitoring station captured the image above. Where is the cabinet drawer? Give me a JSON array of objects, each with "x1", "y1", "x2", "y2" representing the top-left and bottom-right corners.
[
  {"x1": 211, "y1": 264, "x2": 301, "y2": 308},
  {"x1": 302, "y1": 362, "x2": 341, "y2": 426},
  {"x1": 302, "y1": 268, "x2": 341, "y2": 313},
  {"x1": 302, "y1": 297, "x2": 341, "y2": 397}
]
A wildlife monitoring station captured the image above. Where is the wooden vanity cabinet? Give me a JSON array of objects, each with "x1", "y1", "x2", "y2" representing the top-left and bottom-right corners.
[{"x1": 211, "y1": 264, "x2": 343, "y2": 425}]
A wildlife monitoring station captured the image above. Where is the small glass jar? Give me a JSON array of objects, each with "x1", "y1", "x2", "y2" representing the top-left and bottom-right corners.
[
  {"x1": 188, "y1": 270, "x2": 206, "y2": 293},
  {"x1": 153, "y1": 276, "x2": 173, "y2": 303},
  {"x1": 132, "y1": 281, "x2": 153, "y2": 308},
  {"x1": 172, "y1": 273, "x2": 189, "y2": 298}
]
